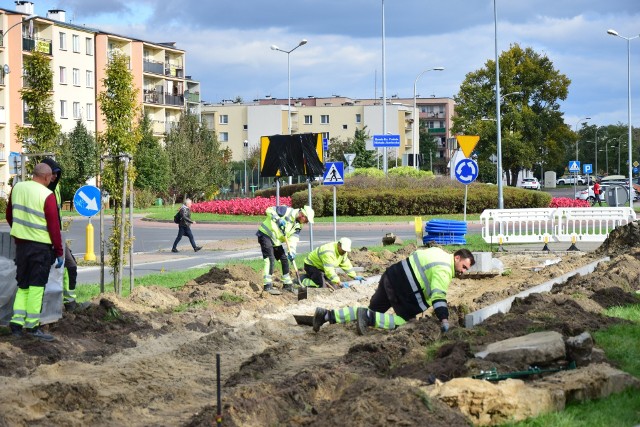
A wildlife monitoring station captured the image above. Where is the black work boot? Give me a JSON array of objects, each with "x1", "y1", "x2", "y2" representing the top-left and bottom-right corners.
[
  {"x1": 313, "y1": 307, "x2": 328, "y2": 332},
  {"x1": 26, "y1": 327, "x2": 55, "y2": 342},
  {"x1": 264, "y1": 284, "x2": 281, "y2": 296},
  {"x1": 9, "y1": 322, "x2": 23, "y2": 338},
  {"x1": 356, "y1": 307, "x2": 372, "y2": 336},
  {"x1": 282, "y1": 283, "x2": 294, "y2": 293}
]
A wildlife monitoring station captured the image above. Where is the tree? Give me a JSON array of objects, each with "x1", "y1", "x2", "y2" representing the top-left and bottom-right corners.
[
  {"x1": 16, "y1": 50, "x2": 61, "y2": 163},
  {"x1": 135, "y1": 113, "x2": 171, "y2": 194},
  {"x1": 97, "y1": 52, "x2": 141, "y2": 293},
  {"x1": 58, "y1": 120, "x2": 98, "y2": 202},
  {"x1": 326, "y1": 127, "x2": 377, "y2": 168},
  {"x1": 452, "y1": 44, "x2": 572, "y2": 186},
  {"x1": 165, "y1": 111, "x2": 232, "y2": 200}
]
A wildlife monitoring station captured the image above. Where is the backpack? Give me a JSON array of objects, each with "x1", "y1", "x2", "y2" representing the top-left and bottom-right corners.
[{"x1": 173, "y1": 209, "x2": 182, "y2": 224}]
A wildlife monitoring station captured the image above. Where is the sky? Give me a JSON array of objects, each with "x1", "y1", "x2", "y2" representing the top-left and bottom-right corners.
[{"x1": 13, "y1": 0, "x2": 640, "y2": 128}]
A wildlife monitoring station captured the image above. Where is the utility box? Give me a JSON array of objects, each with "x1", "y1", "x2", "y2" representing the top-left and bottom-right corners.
[{"x1": 544, "y1": 171, "x2": 556, "y2": 189}]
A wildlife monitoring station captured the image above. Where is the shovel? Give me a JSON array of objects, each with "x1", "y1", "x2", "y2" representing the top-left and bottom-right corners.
[
  {"x1": 283, "y1": 234, "x2": 302, "y2": 288},
  {"x1": 293, "y1": 314, "x2": 314, "y2": 326}
]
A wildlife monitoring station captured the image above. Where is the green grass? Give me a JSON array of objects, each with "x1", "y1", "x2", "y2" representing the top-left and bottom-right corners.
[{"x1": 502, "y1": 304, "x2": 640, "y2": 427}]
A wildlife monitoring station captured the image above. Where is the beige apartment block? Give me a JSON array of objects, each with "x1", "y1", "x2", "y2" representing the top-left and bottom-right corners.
[
  {"x1": 201, "y1": 96, "x2": 455, "y2": 173},
  {"x1": 0, "y1": 1, "x2": 200, "y2": 195}
]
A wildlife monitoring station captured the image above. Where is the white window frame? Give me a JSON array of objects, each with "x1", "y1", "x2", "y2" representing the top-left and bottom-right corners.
[
  {"x1": 73, "y1": 102, "x2": 81, "y2": 119},
  {"x1": 86, "y1": 103, "x2": 94, "y2": 121},
  {"x1": 59, "y1": 66, "x2": 67, "y2": 84},
  {"x1": 59, "y1": 32, "x2": 66, "y2": 50},
  {"x1": 219, "y1": 114, "x2": 228, "y2": 124},
  {"x1": 72, "y1": 35, "x2": 80, "y2": 53},
  {"x1": 219, "y1": 132, "x2": 229, "y2": 142},
  {"x1": 85, "y1": 37, "x2": 93, "y2": 55},
  {"x1": 321, "y1": 132, "x2": 330, "y2": 141},
  {"x1": 60, "y1": 100, "x2": 67, "y2": 119},
  {"x1": 86, "y1": 70, "x2": 93, "y2": 88},
  {"x1": 72, "y1": 68, "x2": 80, "y2": 86},
  {"x1": 321, "y1": 115, "x2": 329, "y2": 124},
  {"x1": 304, "y1": 115, "x2": 312, "y2": 124}
]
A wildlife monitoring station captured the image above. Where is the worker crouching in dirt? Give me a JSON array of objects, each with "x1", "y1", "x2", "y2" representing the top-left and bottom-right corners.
[
  {"x1": 256, "y1": 205, "x2": 314, "y2": 295},
  {"x1": 313, "y1": 247, "x2": 474, "y2": 335},
  {"x1": 301, "y1": 237, "x2": 363, "y2": 289}
]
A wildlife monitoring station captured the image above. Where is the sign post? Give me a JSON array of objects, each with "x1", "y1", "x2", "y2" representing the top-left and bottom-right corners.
[
  {"x1": 323, "y1": 162, "x2": 344, "y2": 241},
  {"x1": 73, "y1": 185, "x2": 101, "y2": 261},
  {"x1": 454, "y1": 159, "x2": 479, "y2": 222},
  {"x1": 568, "y1": 160, "x2": 581, "y2": 198}
]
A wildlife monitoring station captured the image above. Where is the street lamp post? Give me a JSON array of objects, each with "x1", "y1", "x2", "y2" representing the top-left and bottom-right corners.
[
  {"x1": 243, "y1": 140, "x2": 248, "y2": 195},
  {"x1": 573, "y1": 116, "x2": 590, "y2": 199},
  {"x1": 594, "y1": 127, "x2": 599, "y2": 175},
  {"x1": 607, "y1": 29, "x2": 638, "y2": 208},
  {"x1": 382, "y1": 0, "x2": 388, "y2": 175},
  {"x1": 493, "y1": 0, "x2": 504, "y2": 209},
  {"x1": 412, "y1": 67, "x2": 444, "y2": 170},
  {"x1": 574, "y1": 117, "x2": 591, "y2": 162}
]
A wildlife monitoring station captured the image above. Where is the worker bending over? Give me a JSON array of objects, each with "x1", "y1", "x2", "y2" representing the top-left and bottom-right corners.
[{"x1": 302, "y1": 237, "x2": 363, "y2": 289}]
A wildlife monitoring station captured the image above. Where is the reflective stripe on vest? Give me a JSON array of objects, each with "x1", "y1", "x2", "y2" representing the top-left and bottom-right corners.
[{"x1": 10, "y1": 181, "x2": 53, "y2": 244}]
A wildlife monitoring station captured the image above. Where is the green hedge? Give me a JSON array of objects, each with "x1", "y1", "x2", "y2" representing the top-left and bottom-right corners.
[
  {"x1": 0, "y1": 197, "x2": 6, "y2": 215},
  {"x1": 290, "y1": 179, "x2": 551, "y2": 216}
]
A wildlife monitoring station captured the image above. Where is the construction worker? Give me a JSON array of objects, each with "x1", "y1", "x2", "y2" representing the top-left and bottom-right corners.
[
  {"x1": 41, "y1": 157, "x2": 78, "y2": 311},
  {"x1": 6, "y1": 163, "x2": 64, "y2": 342},
  {"x1": 256, "y1": 205, "x2": 314, "y2": 295},
  {"x1": 313, "y1": 247, "x2": 475, "y2": 335},
  {"x1": 301, "y1": 237, "x2": 363, "y2": 289}
]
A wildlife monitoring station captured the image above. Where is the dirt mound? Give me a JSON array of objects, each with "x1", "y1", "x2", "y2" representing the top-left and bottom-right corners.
[{"x1": 595, "y1": 220, "x2": 640, "y2": 256}]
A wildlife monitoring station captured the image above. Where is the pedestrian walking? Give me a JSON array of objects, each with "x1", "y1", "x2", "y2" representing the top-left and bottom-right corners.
[
  {"x1": 593, "y1": 181, "x2": 602, "y2": 206},
  {"x1": 6, "y1": 163, "x2": 64, "y2": 342},
  {"x1": 313, "y1": 247, "x2": 475, "y2": 335},
  {"x1": 171, "y1": 199, "x2": 202, "y2": 253}
]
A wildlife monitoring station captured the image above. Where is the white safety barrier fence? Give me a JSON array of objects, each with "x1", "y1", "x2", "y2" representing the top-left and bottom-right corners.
[{"x1": 481, "y1": 207, "x2": 636, "y2": 247}]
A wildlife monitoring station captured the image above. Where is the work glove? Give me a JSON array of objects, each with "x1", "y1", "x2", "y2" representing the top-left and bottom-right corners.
[
  {"x1": 340, "y1": 282, "x2": 350, "y2": 289},
  {"x1": 287, "y1": 252, "x2": 296, "y2": 261},
  {"x1": 440, "y1": 319, "x2": 449, "y2": 333},
  {"x1": 276, "y1": 218, "x2": 286, "y2": 231},
  {"x1": 54, "y1": 256, "x2": 64, "y2": 269},
  {"x1": 355, "y1": 275, "x2": 364, "y2": 282}
]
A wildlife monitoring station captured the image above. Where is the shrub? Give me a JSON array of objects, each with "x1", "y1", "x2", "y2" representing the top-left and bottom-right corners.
[
  {"x1": 549, "y1": 197, "x2": 591, "y2": 208},
  {"x1": 192, "y1": 196, "x2": 291, "y2": 215},
  {"x1": 133, "y1": 188, "x2": 158, "y2": 209},
  {"x1": 255, "y1": 182, "x2": 317, "y2": 198},
  {"x1": 0, "y1": 197, "x2": 6, "y2": 214}
]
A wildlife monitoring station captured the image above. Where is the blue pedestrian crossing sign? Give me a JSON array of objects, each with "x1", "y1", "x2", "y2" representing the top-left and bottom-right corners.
[
  {"x1": 583, "y1": 163, "x2": 592, "y2": 174},
  {"x1": 323, "y1": 162, "x2": 344, "y2": 185},
  {"x1": 568, "y1": 160, "x2": 581, "y2": 173},
  {"x1": 454, "y1": 159, "x2": 479, "y2": 184},
  {"x1": 73, "y1": 185, "x2": 101, "y2": 217}
]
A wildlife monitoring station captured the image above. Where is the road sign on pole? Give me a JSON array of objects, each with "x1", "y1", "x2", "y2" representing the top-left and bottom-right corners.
[
  {"x1": 583, "y1": 164, "x2": 592, "y2": 174},
  {"x1": 568, "y1": 160, "x2": 581, "y2": 173},
  {"x1": 323, "y1": 162, "x2": 344, "y2": 185},
  {"x1": 73, "y1": 185, "x2": 101, "y2": 217},
  {"x1": 454, "y1": 159, "x2": 479, "y2": 184},
  {"x1": 373, "y1": 134, "x2": 400, "y2": 147}
]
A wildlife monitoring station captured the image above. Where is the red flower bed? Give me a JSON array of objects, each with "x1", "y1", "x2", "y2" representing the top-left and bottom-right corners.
[
  {"x1": 191, "y1": 196, "x2": 291, "y2": 216},
  {"x1": 549, "y1": 197, "x2": 591, "y2": 208}
]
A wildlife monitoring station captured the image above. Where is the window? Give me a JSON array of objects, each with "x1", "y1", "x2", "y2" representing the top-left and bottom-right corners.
[
  {"x1": 86, "y1": 103, "x2": 94, "y2": 121},
  {"x1": 60, "y1": 100, "x2": 67, "y2": 118},
  {"x1": 73, "y1": 102, "x2": 80, "y2": 119},
  {"x1": 321, "y1": 132, "x2": 329, "y2": 141},
  {"x1": 355, "y1": 113, "x2": 361, "y2": 124},
  {"x1": 243, "y1": 124, "x2": 248, "y2": 130},
  {"x1": 59, "y1": 32, "x2": 66, "y2": 50},
  {"x1": 321, "y1": 115, "x2": 329, "y2": 124},
  {"x1": 85, "y1": 37, "x2": 93, "y2": 55},
  {"x1": 342, "y1": 124, "x2": 348, "y2": 130},
  {"x1": 86, "y1": 70, "x2": 93, "y2": 88},
  {"x1": 219, "y1": 115, "x2": 228, "y2": 124},
  {"x1": 219, "y1": 132, "x2": 229, "y2": 142},
  {"x1": 304, "y1": 115, "x2": 313, "y2": 124},
  {"x1": 59, "y1": 66, "x2": 67, "y2": 84},
  {"x1": 72, "y1": 68, "x2": 80, "y2": 86},
  {"x1": 72, "y1": 35, "x2": 80, "y2": 53}
]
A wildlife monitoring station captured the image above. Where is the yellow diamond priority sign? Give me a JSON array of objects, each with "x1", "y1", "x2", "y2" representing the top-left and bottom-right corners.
[{"x1": 456, "y1": 135, "x2": 480, "y2": 158}]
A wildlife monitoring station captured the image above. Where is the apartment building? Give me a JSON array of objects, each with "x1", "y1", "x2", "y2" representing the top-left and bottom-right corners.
[
  {"x1": 0, "y1": 1, "x2": 200, "y2": 195},
  {"x1": 201, "y1": 96, "x2": 455, "y2": 174}
]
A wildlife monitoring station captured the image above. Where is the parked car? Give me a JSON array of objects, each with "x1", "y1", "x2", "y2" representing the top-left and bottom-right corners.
[
  {"x1": 518, "y1": 177, "x2": 541, "y2": 190},
  {"x1": 556, "y1": 175, "x2": 586, "y2": 185},
  {"x1": 576, "y1": 184, "x2": 608, "y2": 204}
]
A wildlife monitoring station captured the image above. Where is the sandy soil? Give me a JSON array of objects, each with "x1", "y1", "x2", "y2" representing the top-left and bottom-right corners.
[{"x1": 0, "y1": 224, "x2": 639, "y2": 426}]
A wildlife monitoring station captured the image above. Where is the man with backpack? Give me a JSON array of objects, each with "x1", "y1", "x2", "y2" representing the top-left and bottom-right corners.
[{"x1": 171, "y1": 199, "x2": 202, "y2": 253}]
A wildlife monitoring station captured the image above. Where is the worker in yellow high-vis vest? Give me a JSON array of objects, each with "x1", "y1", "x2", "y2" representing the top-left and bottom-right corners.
[
  {"x1": 301, "y1": 237, "x2": 363, "y2": 289},
  {"x1": 41, "y1": 157, "x2": 78, "y2": 311},
  {"x1": 6, "y1": 163, "x2": 64, "y2": 342},
  {"x1": 313, "y1": 247, "x2": 475, "y2": 336}
]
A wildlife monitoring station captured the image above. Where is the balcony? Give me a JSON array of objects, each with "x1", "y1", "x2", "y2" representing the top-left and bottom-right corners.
[
  {"x1": 143, "y1": 59, "x2": 164, "y2": 75},
  {"x1": 0, "y1": 107, "x2": 5, "y2": 125},
  {"x1": 185, "y1": 91, "x2": 200, "y2": 103},
  {"x1": 165, "y1": 63, "x2": 184, "y2": 78},
  {"x1": 428, "y1": 127, "x2": 446, "y2": 134},
  {"x1": 23, "y1": 37, "x2": 52, "y2": 55},
  {"x1": 144, "y1": 89, "x2": 163, "y2": 105},
  {"x1": 165, "y1": 93, "x2": 184, "y2": 106}
]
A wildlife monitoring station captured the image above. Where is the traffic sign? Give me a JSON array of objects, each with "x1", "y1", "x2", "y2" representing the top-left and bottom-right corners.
[
  {"x1": 323, "y1": 162, "x2": 344, "y2": 185},
  {"x1": 344, "y1": 153, "x2": 356, "y2": 166},
  {"x1": 634, "y1": 161, "x2": 639, "y2": 168},
  {"x1": 373, "y1": 134, "x2": 400, "y2": 147},
  {"x1": 456, "y1": 135, "x2": 480, "y2": 158},
  {"x1": 568, "y1": 160, "x2": 581, "y2": 173},
  {"x1": 323, "y1": 138, "x2": 328, "y2": 151},
  {"x1": 583, "y1": 164, "x2": 592, "y2": 174},
  {"x1": 634, "y1": 167, "x2": 639, "y2": 174},
  {"x1": 454, "y1": 159, "x2": 479, "y2": 185},
  {"x1": 73, "y1": 185, "x2": 101, "y2": 217}
]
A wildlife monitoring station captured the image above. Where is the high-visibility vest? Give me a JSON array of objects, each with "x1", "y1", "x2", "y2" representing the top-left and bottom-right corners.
[
  {"x1": 304, "y1": 242, "x2": 356, "y2": 284},
  {"x1": 404, "y1": 247, "x2": 454, "y2": 311},
  {"x1": 10, "y1": 181, "x2": 54, "y2": 244},
  {"x1": 258, "y1": 206, "x2": 302, "y2": 251}
]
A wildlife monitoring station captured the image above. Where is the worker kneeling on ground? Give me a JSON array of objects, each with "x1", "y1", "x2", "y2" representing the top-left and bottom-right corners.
[
  {"x1": 313, "y1": 247, "x2": 474, "y2": 335},
  {"x1": 301, "y1": 237, "x2": 363, "y2": 289},
  {"x1": 256, "y1": 205, "x2": 314, "y2": 295}
]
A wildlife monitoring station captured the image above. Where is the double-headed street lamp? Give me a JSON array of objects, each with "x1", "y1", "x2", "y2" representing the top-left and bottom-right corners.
[
  {"x1": 412, "y1": 67, "x2": 444, "y2": 170},
  {"x1": 607, "y1": 29, "x2": 638, "y2": 207},
  {"x1": 270, "y1": 39, "x2": 308, "y2": 135}
]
